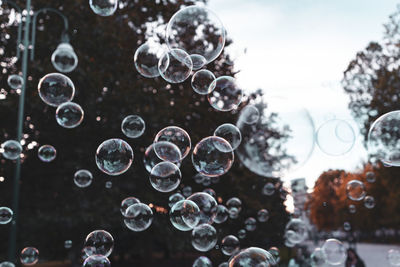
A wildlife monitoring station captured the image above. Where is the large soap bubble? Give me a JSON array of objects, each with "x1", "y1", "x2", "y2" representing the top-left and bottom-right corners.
[
  {"x1": 38, "y1": 145, "x2": 57, "y2": 162},
  {"x1": 316, "y1": 119, "x2": 355, "y2": 156},
  {"x1": 124, "y1": 203, "x2": 153, "y2": 232},
  {"x1": 56, "y1": 102, "x2": 84, "y2": 128},
  {"x1": 95, "y1": 138, "x2": 133, "y2": 176},
  {"x1": 0, "y1": 207, "x2": 13, "y2": 224},
  {"x1": 134, "y1": 41, "x2": 166, "y2": 78},
  {"x1": 51, "y1": 43, "x2": 78, "y2": 73},
  {"x1": 84, "y1": 230, "x2": 114, "y2": 257},
  {"x1": 321, "y1": 239, "x2": 346, "y2": 265},
  {"x1": 236, "y1": 96, "x2": 315, "y2": 179},
  {"x1": 1, "y1": 140, "x2": 22, "y2": 160},
  {"x1": 154, "y1": 126, "x2": 191, "y2": 159},
  {"x1": 191, "y1": 223, "x2": 217, "y2": 252},
  {"x1": 228, "y1": 247, "x2": 274, "y2": 267},
  {"x1": 170, "y1": 199, "x2": 200, "y2": 231},
  {"x1": 207, "y1": 76, "x2": 243, "y2": 112},
  {"x1": 158, "y1": 49, "x2": 193, "y2": 84},
  {"x1": 38, "y1": 73, "x2": 75, "y2": 107},
  {"x1": 74, "y1": 169, "x2": 93, "y2": 188},
  {"x1": 89, "y1": 0, "x2": 118, "y2": 16},
  {"x1": 221, "y1": 235, "x2": 240, "y2": 256},
  {"x1": 83, "y1": 255, "x2": 111, "y2": 267},
  {"x1": 214, "y1": 123, "x2": 242, "y2": 150},
  {"x1": 20, "y1": 247, "x2": 39, "y2": 266},
  {"x1": 346, "y1": 180, "x2": 366, "y2": 201},
  {"x1": 187, "y1": 192, "x2": 218, "y2": 224},
  {"x1": 166, "y1": 5, "x2": 225, "y2": 65},
  {"x1": 143, "y1": 142, "x2": 181, "y2": 172},
  {"x1": 121, "y1": 115, "x2": 145, "y2": 138},
  {"x1": 191, "y1": 69, "x2": 216, "y2": 95},
  {"x1": 7, "y1": 74, "x2": 23, "y2": 89},
  {"x1": 149, "y1": 162, "x2": 181, "y2": 192}
]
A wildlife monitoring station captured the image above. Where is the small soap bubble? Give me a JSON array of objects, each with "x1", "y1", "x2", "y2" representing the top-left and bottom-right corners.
[
  {"x1": 239, "y1": 105, "x2": 260, "y2": 125},
  {"x1": 38, "y1": 73, "x2": 75, "y2": 107},
  {"x1": 346, "y1": 180, "x2": 366, "y2": 201},
  {"x1": 7, "y1": 74, "x2": 23, "y2": 89},
  {"x1": 64, "y1": 240, "x2": 72, "y2": 249},
  {"x1": 51, "y1": 43, "x2": 78, "y2": 73},
  {"x1": 170, "y1": 199, "x2": 200, "y2": 231},
  {"x1": 120, "y1": 197, "x2": 140, "y2": 216},
  {"x1": 187, "y1": 192, "x2": 218, "y2": 224},
  {"x1": 214, "y1": 123, "x2": 242, "y2": 151},
  {"x1": 262, "y1": 183, "x2": 275, "y2": 196},
  {"x1": 207, "y1": 76, "x2": 243, "y2": 112},
  {"x1": 154, "y1": 126, "x2": 191, "y2": 159},
  {"x1": 191, "y1": 69, "x2": 216, "y2": 95},
  {"x1": 0, "y1": 207, "x2": 13, "y2": 224},
  {"x1": 149, "y1": 162, "x2": 181, "y2": 193},
  {"x1": 257, "y1": 209, "x2": 269, "y2": 222},
  {"x1": 191, "y1": 223, "x2": 217, "y2": 252},
  {"x1": 364, "y1": 195, "x2": 375, "y2": 209},
  {"x1": 221, "y1": 235, "x2": 240, "y2": 256},
  {"x1": 124, "y1": 203, "x2": 153, "y2": 232},
  {"x1": 20, "y1": 247, "x2": 39, "y2": 265},
  {"x1": 244, "y1": 217, "x2": 257, "y2": 232},
  {"x1": 134, "y1": 41, "x2": 166, "y2": 78},
  {"x1": 321, "y1": 239, "x2": 346, "y2": 265},
  {"x1": 158, "y1": 49, "x2": 193, "y2": 84},
  {"x1": 83, "y1": 230, "x2": 114, "y2": 257},
  {"x1": 214, "y1": 205, "x2": 229, "y2": 224},
  {"x1": 38, "y1": 145, "x2": 56, "y2": 162},
  {"x1": 95, "y1": 138, "x2": 133, "y2": 176},
  {"x1": 121, "y1": 115, "x2": 145, "y2": 138},
  {"x1": 56, "y1": 102, "x2": 84, "y2": 128},
  {"x1": 74, "y1": 169, "x2": 93, "y2": 188},
  {"x1": 1, "y1": 140, "x2": 22, "y2": 160}
]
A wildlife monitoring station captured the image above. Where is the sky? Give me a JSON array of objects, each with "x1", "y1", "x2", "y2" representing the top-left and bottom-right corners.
[{"x1": 208, "y1": 0, "x2": 399, "y2": 187}]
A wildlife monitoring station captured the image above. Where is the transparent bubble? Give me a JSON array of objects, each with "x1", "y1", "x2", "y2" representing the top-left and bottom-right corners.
[
  {"x1": 187, "y1": 192, "x2": 218, "y2": 224},
  {"x1": 121, "y1": 115, "x2": 145, "y2": 138},
  {"x1": 268, "y1": 247, "x2": 280, "y2": 265},
  {"x1": 150, "y1": 162, "x2": 181, "y2": 193},
  {"x1": 226, "y1": 197, "x2": 242, "y2": 216},
  {"x1": 95, "y1": 138, "x2": 133, "y2": 176},
  {"x1": 38, "y1": 73, "x2": 75, "y2": 107},
  {"x1": 214, "y1": 123, "x2": 242, "y2": 151},
  {"x1": 262, "y1": 182, "x2": 275, "y2": 196},
  {"x1": 388, "y1": 249, "x2": 400, "y2": 266},
  {"x1": 158, "y1": 49, "x2": 193, "y2": 83},
  {"x1": 20, "y1": 247, "x2": 39, "y2": 265},
  {"x1": 124, "y1": 203, "x2": 153, "y2": 232},
  {"x1": 74, "y1": 169, "x2": 93, "y2": 188},
  {"x1": 343, "y1": 222, "x2": 351, "y2": 232},
  {"x1": 166, "y1": 5, "x2": 225, "y2": 64},
  {"x1": 221, "y1": 235, "x2": 240, "y2": 256},
  {"x1": 191, "y1": 223, "x2": 217, "y2": 252},
  {"x1": 84, "y1": 230, "x2": 114, "y2": 257},
  {"x1": 368, "y1": 111, "x2": 400, "y2": 166},
  {"x1": 244, "y1": 217, "x2": 257, "y2": 232},
  {"x1": 228, "y1": 247, "x2": 274, "y2": 267},
  {"x1": 214, "y1": 205, "x2": 229, "y2": 224},
  {"x1": 134, "y1": 41, "x2": 166, "y2": 78},
  {"x1": 170, "y1": 199, "x2": 200, "y2": 231},
  {"x1": 143, "y1": 142, "x2": 181, "y2": 173},
  {"x1": 1, "y1": 140, "x2": 22, "y2": 160},
  {"x1": 366, "y1": 171, "x2": 376, "y2": 183},
  {"x1": 192, "y1": 136, "x2": 234, "y2": 177},
  {"x1": 38, "y1": 145, "x2": 56, "y2": 162},
  {"x1": 239, "y1": 105, "x2": 260, "y2": 125},
  {"x1": 168, "y1": 192, "x2": 184, "y2": 208},
  {"x1": 190, "y1": 54, "x2": 207, "y2": 70},
  {"x1": 51, "y1": 43, "x2": 78, "y2": 73},
  {"x1": 0, "y1": 261, "x2": 15, "y2": 267},
  {"x1": 191, "y1": 69, "x2": 216, "y2": 95},
  {"x1": 321, "y1": 239, "x2": 346, "y2": 265},
  {"x1": 193, "y1": 256, "x2": 212, "y2": 267},
  {"x1": 207, "y1": 76, "x2": 243, "y2": 112},
  {"x1": 257, "y1": 209, "x2": 269, "y2": 222},
  {"x1": 364, "y1": 195, "x2": 375, "y2": 209},
  {"x1": 64, "y1": 240, "x2": 72, "y2": 249},
  {"x1": 0, "y1": 207, "x2": 13, "y2": 224},
  {"x1": 7, "y1": 74, "x2": 23, "y2": 89},
  {"x1": 154, "y1": 126, "x2": 191, "y2": 159},
  {"x1": 55, "y1": 102, "x2": 84, "y2": 128},
  {"x1": 83, "y1": 255, "x2": 111, "y2": 267},
  {"x1": 285, "y1": 219, "x2": 308, "y2": 244},
  {"x1": 105, "y1": 181, "x2": 112, "y2": 189},
  {"x1": 310, "y1": 247, "x2": 326, "y2": 267},
  {"x1": 346, "y1": 180, "x2": 366, "y2": 201},
  {"x1": 89, "y1": 0, "x2": 118, "y2": 16},
  {"x1": 238, "y1": 229, "x2": 246, "y2": 239},
  {"x1": 120, "y1": 197, "x2": 140, "y2": 216},
  {"x1": 348, "y1": 204, "x2": 357, "y2": 214},
  {"x1": 153, "y1": 141, "x2": 182, "y2": 164},
  {"x1": 182, "y1": 186, "x2": 193, "y2": 197},
  {"x1": 316, "y1": 119, "x2": 355, "y2": 156}
]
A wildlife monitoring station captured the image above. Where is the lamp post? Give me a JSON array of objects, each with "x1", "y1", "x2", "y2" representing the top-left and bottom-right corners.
[{"x1": 1, "y1": 0, "x2": 71, "y2": 263}]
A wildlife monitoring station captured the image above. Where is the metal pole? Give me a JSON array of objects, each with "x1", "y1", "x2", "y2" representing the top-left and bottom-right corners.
[{"x1": 8, "y1": 0, "x2": 32, "y2": 262}]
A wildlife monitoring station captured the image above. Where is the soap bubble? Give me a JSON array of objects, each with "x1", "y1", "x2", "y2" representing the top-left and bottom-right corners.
[
  {"x1": 348, "y1": 204, "x2": 357, "y2": 214},
  {"x1": 105, "y1": 181, "x2": 112, "y2": 189},
  {"x1": 73, "y1": 169, "x2": 93, "y2": 188},
  {"x1": 89, "y1": 0, "x2": 118, "y2": 16},
  {"x1": 38, "y1": 73, "x2": 75, "y2": 107},
  {"x1": 310, "y1": 247, "x2": 326, "y2": 266},
  {"x1": 244, "y1": 217, "x2": 257, "y2": 232},
  {"x1": 64, "y1": 240, "x2": 72, "y2": 249},
  {"x1": 262, "y1": 183, "x2": 275, "y2": 196},
  {"x1": 366, "y1": 171, "x2": 376, "y2": 183},
  {"x1": 343, "y1": 222, "x2": 351, "y2": 232},
  {"x1": 368, "y1": 111, "x2": 400, "y2": 166},
  {"x1": 236, "y1": 96, "x2": 315, "y2": 179},
  {"x1": 238, "y1": 229, "x2": 246, "y2": 239},
  {"x1": 193, "y1": 256, "x2": 212, "y2": 267},
  {"x1": 51, "y1": 43, "x2": 78, "y2": 73},
  {"x1": 38, "y1": 145, "x2": 56, "y2": 162},
  {"x1": 158, "y1": 49, "x2": 193, "y2": 83},
  {"x1": 0, "y1": 207, "x2": 13, "y2": 224},
  {"x1": 150, "y1": 162, "x2": 181, "y2": 192},
  {"x1": 0, "y1": 261, "x2": 15, "y2": 267},
  {"x1": 321, "y1": 239, "x2": 346, "y2": 265},
  {"x1": 143, "y1": 142, "x2": 181, "y2": 172},
  {"x1": 170, "y1": 199, "x2": 200, "y2": 231},
  {"x1": 192, "y1": 136, "x2": 234, "y2": 177},
  {"x1": 154, "y1": 126, "x2": 191, "y2": 159},
  {"x1": 187, "y1": 192, "x2": 218, "y2": 224},
  {"x1": 207, "y1": 76, "x2": 243, "y2": 111},
  {"x1": 169, "y1": 193, "x2": 184, "y2": 208},
  {"x1": 95, "y1": 138, "x2": 133, "y2": 176},
  {"x1": 7, "y1": 74, "x2": 23, "y2": 89},
  {"x1": 193, "y1": 173, "x2": 206, "y2": 184},
  {"x1": 1, "y1": 140, "x2": 22, "y2": 160},
  {"x1": 346, "y1": 180, "x2": 366, "y2": 201},
  {"x1": 134, "y1": 41, "x2": 166, "y2": 78},
  {"x1": 190, "y1": 54, "x2": 208, "y2": 70},
  {"x1": 214, "y1": 123, "x2": 242, "y2": 151},
  {"x1": 124, "y1": 203, "x2": 153, "y2": 232},
  {"x1": 257, "y1": 209, "x2": 269, "y2": 222},
  {"x1": 55, "y1": 102, "x2": 84, "y2": 128},
  {"x1": 182, "y1": 186, "x2": 193, "y2": 197},
  {"x1": 83, "y1": 255, "x2": 111, "y2": 267},
  {"x1": 121, "y1": 115, "x2": 145, "y2": 138},
  {"x1": 388, "y1": 249, "x2": 400, "y2": 266},
  {"x1": 120, "y1": 197, "x2": 140, "y2": 216},
  {"x1": 153, "y1": 141, "x2": 182, "y2": 164},
  {"x1": 316, "y1": 119, "x2": 355, "y2": 156},
  {"x1": 226, "y1": 197, "x2": 242, "y2": 217},
  {"x1": 20, "y1": 247, "x2": 39, "y2": 265},
  {"x1": 221, "y1": 235, "x2": 240, "y2": 256},
  {"x1": 228, "y1": 247, "x2": 274, "y2": 267},
  {"x1": 166, "y1": 5, "x2": 225, "y2": 64},
  {"x1": 191, "y1": 223, "x2": 217, "y2": 252},
  {"x1": 214, "y1": 205, "x2": 229, "y2": 224},
  {"x1": 364, "y1": 195, "x2": 375, "y2": 209},
  {"x1": 239, "y1": 105, "x2": 260, "y2": 125},
  {"x1": 285, "y1": 219, "x2": 308, "y2": 244},
  {"x1": 191, "y1": 69, "x2": 216, "y2": 95},
  {"x1": 84, "y1": 230, "x2": 114, "y2": 257}
]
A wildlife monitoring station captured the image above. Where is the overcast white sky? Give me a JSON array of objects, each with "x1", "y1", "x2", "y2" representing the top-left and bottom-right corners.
[{"x1": 208, "y1": 0, "x2": 399, "y2": 187}]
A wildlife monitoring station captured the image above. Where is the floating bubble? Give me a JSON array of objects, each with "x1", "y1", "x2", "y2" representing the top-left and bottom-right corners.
[
  {"x1": 168, "y1": 193, "x2": 184, "y2": 208},
  {"x1": 285, "y1": 219, "x2": 308, "y2": 244},
  {"x1": 170, "y1": 199, "x2": 200, "y2": 231},
  {"x1": 364, "y1": 195, "x2": 375, "y2": 209},
  {"x1": 38, "y1": 73, "x2": 75, "y2": 107},
  {"x1": 95, "y1": 138, "x2": 133, "y2": 176},
  {"x1": 321, "y1": 239, "x2": 346, "y2": 265},
  {"x1": 0, "y1": 261, "x2": 15, "y2": 267},
  {"x1": 166, "y1": 5, "x2": 225, "y2": 64},
  {"x1": 348, "y1": 204, "x2": 357, "y2": 214},
  {"x1": 343, "y1": 222, "x2": 351, "y2": 232},
  {"x1": 120, "y1": 197, "x2": 140, "y2": 216},
  {"x1": 89, "y1": 0, "x2": 118, "y2": 16},
  {"x1": 228, "y1": 247, "x2": 274, "y2": 267},
  {"x1": 124, "y1": 203, "x2": 153, "y2": 232},
  {"x1": 154, "y1": 126, "x2": 191, "y2": 159},
  {"x1": 56, "y1": 102, "x2": 84, "y2": 128},
  {"x1": 221, "y1": 235, "x2": 240, "y2": 256},
  {"x1": 388, "y1": 249, "x2": 400, "y2": 266},
  {"x1": 84, "y1": 230, "x2": 114, "y2": 257},
  {"x1": 257, "y1": 209, "x2": 269, "y2": 222},
  {"x1": 238, "y1": 229, "x2": 246, "y2": 239},
  {"x1": 121, "y1": 115, "x2": 145, "y2": 138},
  {"x1": 182, "y1": 186, "x2": 192, "y2": 197},
  {"x1": 143, "y1": 143, "x2": 181, "y2": 173},
  {"x1": 192, "y1": 136, "x2": 234, "y2": 177},
  {"x1": 191, "y1": 223, "x2": 217, "y2": 252},
  {"x1": 191, "y1": 69, "x2": 216, "y2": 95},
  {"x1": 134, "y1": 41, "x2": 166, "y2": 78},
  {"x1": 310, "y1": 247, "x2": 326, "y2": 267},
  {"x1": 74, "y1": 169, "x2": 93, "y2": 188},
  {"x1": 214, "y1": 123, "x2": 242, "y2": 151},
  {"x1": 83, "y1": 255, "x2": 111, "y2": 267},
  {"x1": 158, "y1": 49, "x2": 193, "y2": 83},
  {"x1": 207, "y1": 76, "x2": 243, "y2": 112},
  {"x1": 105, "y1": 181, "x2": 112, "y2": 189},
  {"x1": 51, "y1": 43, "x2": 78, "y2": 73},
  {"x1": 64, "y1": 240, "x2": 72, "y2": 249},
  {"x1": 153, "y1": 141, "x2": 182, "y2": 164},
  {"x1": 0, "y1": 207, "x2": 13, "y2": 224},
  {"x1": 20, "y1": 247, "x2": 39, "y2": 265},
  {"x1": 214, "y1": 205, "x2": 229, "y2": 224},
  {"x1": 366, "y1": 171, "x2": 376, "y2": 183},
  {"x1": 316, "y1": 119, "x2": 355, "y2": 156},
  {"x1": 38, "y1": 145, "x2": 56, "y2": 162},
  {"x1": 187, "y1": 192, "x2": 218, "y2": 224},
  {"x1": 7, "y1": 74, "x2": 23, "y2": 89},
  {"x1": 193, "y1": 173, "x2": 206, "y2": 184},
  {"x1": 244, "y1": 217, "x2": 257, "y2": 232},
  {"x1": 226, "y1": 197, "x2": 242, "y2": 217},
  {"x1": 193, "y1": 256, "x2": 212, "y2": 267},
  {"x1": 262, "y1": 182, "x2": 275, "y2": 196},
  {"x1": 346, "y1": 180, "x2": 366, "y2": 201},
  {"x1": 190, "y1": 54, "x2": 207, "y2": 70},
  {"x1": 368, "y1": 111, "x2": 400, "y2": 166},
  {"x1": 1, "y1": 140, "x2": 22, "y2": 160},
  {"x1": 150, "y1": 162, "x2": 181, "y2": 193},
  {"x1": 239, "y1": 105, "x2": 260, "y2": 125}
]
